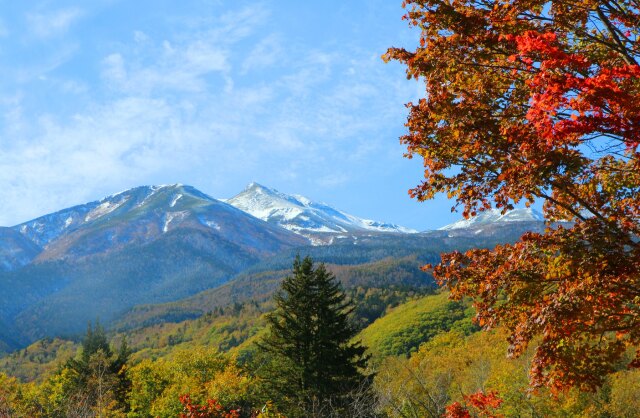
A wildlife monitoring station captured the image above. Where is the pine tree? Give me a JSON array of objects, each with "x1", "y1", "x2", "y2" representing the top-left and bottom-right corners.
[
  {"x1": 67, "y1": 321, "x2": 112, "y2": 383},
  {"x1": 257, "y1": 256, "x2": 370, "y2": 416}
]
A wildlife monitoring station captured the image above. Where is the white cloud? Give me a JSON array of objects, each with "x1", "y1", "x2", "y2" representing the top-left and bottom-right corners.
[
  {"x1": 134, "y1": 31, "x2": 149, "y2": 44},
  {"x1": 241, "y1": 34, "x2": 283, "y2": 74},
  {"x1": 98, "y1": 5, "x2": 273, "y2": 97},
  {"x1": 102, "y1": 53, "x2": 127, "y2": 85},
  {"x1": 0, "y1": 2, "x2": 418, "y2": 226},
  {"x1": 101, "y1": 34, "x2": 230, "y2": 95},
  {"x1": 27, "y1": 8, "x2": 83, "y2": 39}
]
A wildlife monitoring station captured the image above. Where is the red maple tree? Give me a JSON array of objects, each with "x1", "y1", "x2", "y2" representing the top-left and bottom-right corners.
[{"x1": 385, "y1": 0, "x2": 640, "y2": 392}]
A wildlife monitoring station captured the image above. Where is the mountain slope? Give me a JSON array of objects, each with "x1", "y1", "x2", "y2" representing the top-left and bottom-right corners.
[
  {"x1": 0, "y1": 184, "x2": 308, "y2": 348},
  {"x1": 17, "y1": 184, "x2": 306, "y2": 261},
  {"x1": 113, "y1": 255, "x2": 436, "y2": 331},
  {"x1": 358, "y1": 292, "x2": 476, "y2": 358},
  {"x1": 0, "y1": 228, "x2": 41, "y2": 271},
  {"x1": 9, "y1": 228, "x2": 260, "y2": 342},
  {"x1": 227, "y1": 183, "x2": 416, "y2": 241}
]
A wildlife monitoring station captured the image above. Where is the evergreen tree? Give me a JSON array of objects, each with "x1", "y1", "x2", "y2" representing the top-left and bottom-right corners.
[
  {"x1": 62, "y1": 321, "x2": 131, "y2": 415},
  {"x1": 257, "y1": 256, "x2": 370, "y2": 416},
  {"x1": 79, "y1": 321, "x2": 112, "y2": 364}
]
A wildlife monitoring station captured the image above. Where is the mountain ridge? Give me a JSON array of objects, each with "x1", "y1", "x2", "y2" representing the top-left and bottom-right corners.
[{"x1": 227, "y1": 182, "x2": 417, "y2": 242}]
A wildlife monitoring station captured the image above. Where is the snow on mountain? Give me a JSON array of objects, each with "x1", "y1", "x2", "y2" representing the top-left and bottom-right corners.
[
  {"x1": 227, "y1": 183, "x2": 417, "y2": 239},
  {"x1": 13, "y1": 185, "x2": 175, "y2": 246},
  {"x1": 438, "y1": 208, "x2": 544, "y2": 230},
  {"x1": 12, "y1": 184, "x2": 306, "y2": 256}
]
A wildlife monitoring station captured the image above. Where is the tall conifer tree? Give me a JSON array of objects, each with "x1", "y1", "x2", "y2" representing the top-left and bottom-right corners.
[
  {"x1": 63, "y1": 321, "x2": 131, "y2": 415},
  {"x1": 258, "y1": 256, "x2": 369, "y2": 416}
]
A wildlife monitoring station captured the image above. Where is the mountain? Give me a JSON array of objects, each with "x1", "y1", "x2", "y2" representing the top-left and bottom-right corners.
[
  {"x1": 227, "y1": 182, "x2": 416, "y2": 242},
  {"x1": 0, "y1": 184, "x2": 308, "y2": 346},
  {"x1": 0, "y1": 228, "x2": 41, "y2": 271},
  {"x1": 111, "y1": 222, "x2": 541, "y2": 332},
  {"x1": 438, "y1": 208, "x2": 544, "y2": 231},
  {"x1": 0, "y1": 183, "x2": 547, "y2": 351},
  {"x1": 15, "y1": 184, "x2": 305, "y2": 261}
]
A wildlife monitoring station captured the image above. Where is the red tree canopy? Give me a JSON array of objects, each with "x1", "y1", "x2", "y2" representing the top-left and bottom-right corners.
[{"x1": 385, "y1": 0, "x2": 640, "y2": 392}]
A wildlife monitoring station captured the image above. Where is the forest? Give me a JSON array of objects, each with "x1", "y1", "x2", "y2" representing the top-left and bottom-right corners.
[{"x1": 0, "y1": 256, "x2": 639, "y2": 417}]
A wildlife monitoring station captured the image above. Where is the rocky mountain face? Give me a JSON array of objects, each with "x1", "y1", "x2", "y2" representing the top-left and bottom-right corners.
[{"x1": 227, "y1": 183, "x2": 416, "y2": 243}]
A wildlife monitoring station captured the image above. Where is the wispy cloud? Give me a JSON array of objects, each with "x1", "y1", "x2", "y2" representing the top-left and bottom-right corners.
[
  {"x1": 26, "y1": 8, "x2": 84, "y2": 39},
  {"x1": 102, "y1": 35, "x2": 230, "y2": 95},
  {"x1": 241, "y1": 34, "x2": 283, "y2": 74},
  {"x1": 0, "y1": 1, "x2": 421, "y2": 227},
  {"x1": 101, "y1": 5, "x2": 272, "y2": 96}
]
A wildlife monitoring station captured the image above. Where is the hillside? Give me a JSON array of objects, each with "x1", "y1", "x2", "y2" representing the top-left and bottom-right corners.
[
  {"x1": 358, "y1": 291, "x2": 477, "y2": 358},
  {"x1": 0, "y1": 258, "x2": 437, "y2": 380},
  {"x1": 113, "y1": 256, "x2": 435, "y2": 331}
]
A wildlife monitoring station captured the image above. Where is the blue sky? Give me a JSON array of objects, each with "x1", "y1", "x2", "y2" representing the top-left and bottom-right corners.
[{"x1": 0, "y1": 0, "x2": 464, "y2": 230}]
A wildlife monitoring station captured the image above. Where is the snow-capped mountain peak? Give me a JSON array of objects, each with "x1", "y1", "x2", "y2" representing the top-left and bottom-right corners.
[
  {"x1": 438, "y1": 208, "x2": 544, "y2": 230},
  {"x1": 227, "y1": 182, "x2": 417, "y2": 239},
  {"x1": 7, "y1": 184, "x2": 305, "y2": 264},
  {"x1": 14, "y1": 184, "x2": 225, "y2": 247}
]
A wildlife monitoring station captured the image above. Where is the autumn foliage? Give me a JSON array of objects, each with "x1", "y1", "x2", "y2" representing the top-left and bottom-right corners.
[
  {"x1": 385, "y1": 0, "x2": 640, "y2": 392},
  {"x1": 444, "y1": 391, "x2": 504, "y2": 418},
  {"x1": 178, "y1": 394, "x2": 240, "y2": 418}
]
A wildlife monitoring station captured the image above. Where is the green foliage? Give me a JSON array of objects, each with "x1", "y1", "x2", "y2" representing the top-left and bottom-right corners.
[
  {"x1": 0, "y1": 372, "x2": 21, "y2": 417},
  {"x1": 0, "y1": 338, "x2": 77, "y2": 382},
  {"x1": 257, "y1": 256, "x2": 370, "y2": 417},
  {"x1": 79, "y1": 321, "x2": 112, "y2": 362},
  {"x1": 55, "y1": 322, "x2": 131, "y2": 416},
  {"x1": 358, "y1": 292, "x2": 477, "y2": 358},
  {"x1": 119, "y1": 302, "x2": 267, "y2": 363}
]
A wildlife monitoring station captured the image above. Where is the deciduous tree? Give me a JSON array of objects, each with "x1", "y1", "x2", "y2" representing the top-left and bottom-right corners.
[{"x1": 385, "y1": 0, "x2": 640, "y2": 392}]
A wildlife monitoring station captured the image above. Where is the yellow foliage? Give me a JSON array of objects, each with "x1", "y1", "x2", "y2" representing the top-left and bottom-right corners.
[
  {"x1": 128, "y1": 347, "x2": 254, "y2": 418},
  {"x1": 375, "y1": 327, "x2": 640, "y2": 417}
]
